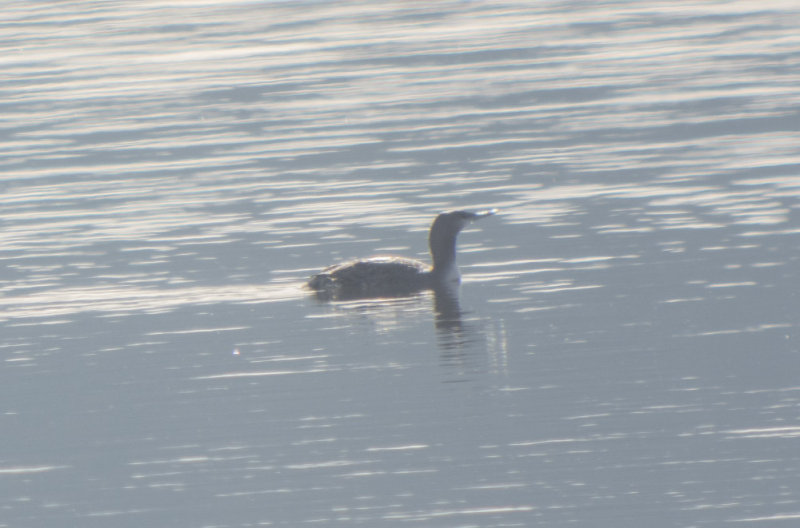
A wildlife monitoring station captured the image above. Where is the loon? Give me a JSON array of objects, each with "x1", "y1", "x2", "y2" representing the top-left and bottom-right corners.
[{"x1": 308, "y1": 209, "x2": 495, "y2": 300}]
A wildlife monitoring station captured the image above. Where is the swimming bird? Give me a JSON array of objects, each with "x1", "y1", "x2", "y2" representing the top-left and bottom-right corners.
[{"x1": 308, "y1": 210, "x2": 495, "y2": 300}]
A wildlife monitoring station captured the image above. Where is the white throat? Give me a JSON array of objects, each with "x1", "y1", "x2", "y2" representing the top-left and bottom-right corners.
[{"x1": 437, "y1": 262, "x2": 461, "y2": 283}]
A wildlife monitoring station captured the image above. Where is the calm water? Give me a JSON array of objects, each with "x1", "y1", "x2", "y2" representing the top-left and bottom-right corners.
[{"x1": 2, "y1": 1, "x2": 800, "y2": 526}]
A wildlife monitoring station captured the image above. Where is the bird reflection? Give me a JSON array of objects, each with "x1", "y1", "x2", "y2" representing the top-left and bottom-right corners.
[{"x1": 432, "y1": 282, "x2": 481, "y2": 352}]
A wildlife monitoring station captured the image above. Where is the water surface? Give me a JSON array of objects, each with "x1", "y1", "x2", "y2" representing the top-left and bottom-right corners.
[{"x1": 2, "y1": 1, "x2": 800, "y2": 526}]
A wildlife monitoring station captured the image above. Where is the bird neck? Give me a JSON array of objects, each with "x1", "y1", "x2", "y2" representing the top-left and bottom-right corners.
[{"x1": 429, "y1": 231, "x2": 459, "y2": 282}]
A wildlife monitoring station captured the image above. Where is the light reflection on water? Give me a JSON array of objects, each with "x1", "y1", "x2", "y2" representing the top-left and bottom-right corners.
[{"x1": 2, "y1": 0, "x2": 800, "y2": 526}]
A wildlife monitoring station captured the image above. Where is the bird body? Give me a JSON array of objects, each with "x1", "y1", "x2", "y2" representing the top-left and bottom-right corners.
[{"x1": 308, "y1": 210, "x2": 494, "y2": 300}]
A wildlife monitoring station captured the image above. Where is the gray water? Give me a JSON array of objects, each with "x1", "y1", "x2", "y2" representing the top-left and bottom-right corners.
[{"x1": 2, "y1": 1, "x2": 800, "y2": 526}]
